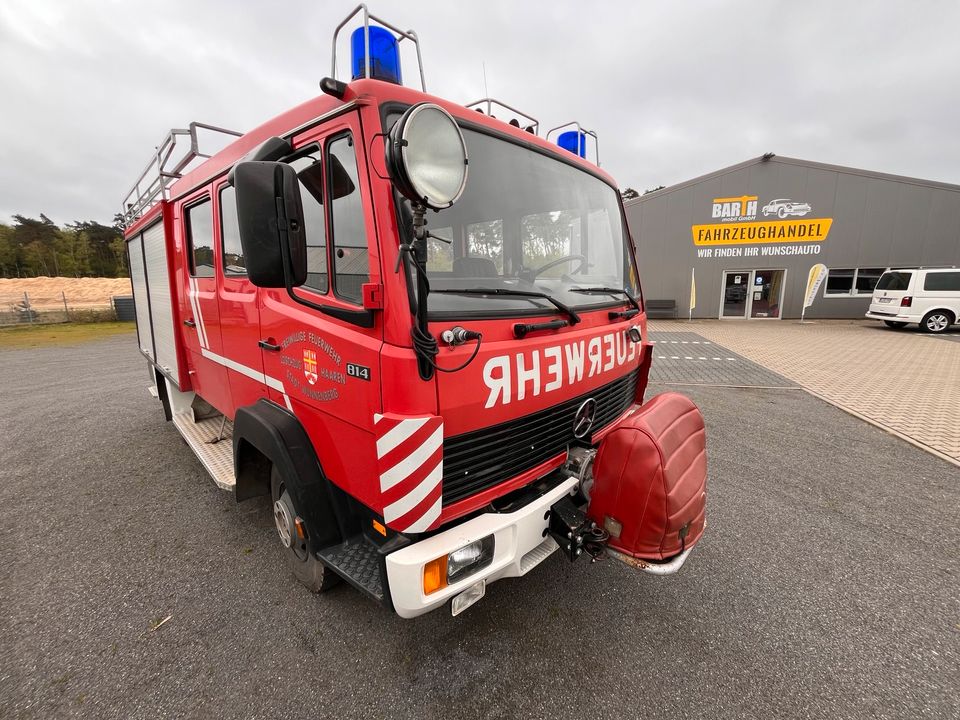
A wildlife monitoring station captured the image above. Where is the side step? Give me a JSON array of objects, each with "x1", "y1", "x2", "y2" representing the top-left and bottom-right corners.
[
  {"x1": 318, "y1": 536, "x2": 384, "y2": 603},
  {"x1": 171, "y1": 411, "x2": 236, "y2": 490}
]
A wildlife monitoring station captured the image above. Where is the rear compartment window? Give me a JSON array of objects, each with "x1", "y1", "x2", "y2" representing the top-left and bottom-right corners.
[
  {"x1": 186, "y1": 199, "x2": 214, "y2": 278},
  {"x1": 219, "y1": 185, "x2": 245, "y2": 275},
  {"x1": 876, "y1": 271, "x2": 912, "y2": 291},
  {"x1": 923, "y1": 271, "x2": 960, "y2": 292}
]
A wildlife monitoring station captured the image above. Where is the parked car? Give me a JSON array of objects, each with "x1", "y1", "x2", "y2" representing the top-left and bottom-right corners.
[
  {"x1": 761, "y1": 198, "x2": 812, "y2": 218},
  {"x1": 865, "y1": 268, "x2": 960, "y2": 333}
]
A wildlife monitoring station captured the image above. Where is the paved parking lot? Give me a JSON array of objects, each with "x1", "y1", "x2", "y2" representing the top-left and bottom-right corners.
[
  {"x1": 651, "y1": 319, "x2": 960, "y2": 465},
  {"x1": 1, "y1": 333, "x2": 958, "y2": 719}
]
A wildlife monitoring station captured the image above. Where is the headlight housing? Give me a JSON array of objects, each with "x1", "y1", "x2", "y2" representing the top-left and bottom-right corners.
[
  {"x1": 447, "y1": 535, "x2": 495, "y2": 583},
  {"x1": 386, "y1": 103, "x2": 468, "y2": 210}
]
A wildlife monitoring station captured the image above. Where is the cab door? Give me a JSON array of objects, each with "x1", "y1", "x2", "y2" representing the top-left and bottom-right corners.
[
  {"x1": 214, "y1": 180, "x2": 271, "y2": 412},
  {"x1": 180, "y1": 192, "x2": 232, "y2": 414},
  {"x1": 257, "y1": 113, "x2": 384, "y2": 497}
]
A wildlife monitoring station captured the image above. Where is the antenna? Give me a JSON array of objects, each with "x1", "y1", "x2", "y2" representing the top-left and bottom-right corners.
[{"x1": 482, "y1": 62, "x2": 489, "y2": 98}]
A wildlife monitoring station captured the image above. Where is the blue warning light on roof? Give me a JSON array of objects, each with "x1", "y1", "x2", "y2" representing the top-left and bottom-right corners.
[
  {"x1": 558, "y1": 130, "x2": 587, "y2": 158},
  {"x1": 351, "y1": 25, "x2": 402, "y2": 85}
]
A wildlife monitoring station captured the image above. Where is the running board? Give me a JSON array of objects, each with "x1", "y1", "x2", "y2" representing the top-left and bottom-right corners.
[
  {"x1": 318, "y1": 536, "x2": 384, "y2": 603},
  {"x1": 172, "y1": 411, "x2": 236, "y2": 490}
]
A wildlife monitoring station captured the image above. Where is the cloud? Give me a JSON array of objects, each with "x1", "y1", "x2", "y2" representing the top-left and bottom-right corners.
[{"x1": 1, "y1": 0, "x2": 958, "y2": 225}]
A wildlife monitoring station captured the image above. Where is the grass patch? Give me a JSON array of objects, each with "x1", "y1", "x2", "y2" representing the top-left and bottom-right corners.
[{"x1": 0, "y1": 321, "x2": 135, "y2": 349}]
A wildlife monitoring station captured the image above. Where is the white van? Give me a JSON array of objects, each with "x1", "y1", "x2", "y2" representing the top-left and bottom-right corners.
[{"x1": 865, "y1": 268, "x2": 960, "y2": 333}]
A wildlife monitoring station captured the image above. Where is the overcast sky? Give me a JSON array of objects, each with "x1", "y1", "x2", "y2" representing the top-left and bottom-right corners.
[{"x1": 2, "y1": 0, "x2": 959, "y2": 226}]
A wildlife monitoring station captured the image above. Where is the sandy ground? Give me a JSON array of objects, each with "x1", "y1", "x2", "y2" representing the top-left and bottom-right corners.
[{"x1": 0, "y1": 276, "x2": 131, "y2": 309}]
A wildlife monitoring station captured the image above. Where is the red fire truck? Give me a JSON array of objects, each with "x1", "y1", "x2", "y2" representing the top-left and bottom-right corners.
[{"x1": 121, "y1": 6, "x2": 706, "y2": 617}]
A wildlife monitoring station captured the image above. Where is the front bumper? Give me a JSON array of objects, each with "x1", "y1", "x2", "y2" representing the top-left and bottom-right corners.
[{"x1": 385, "y1": 475, "x2": 579, "y2": 618}]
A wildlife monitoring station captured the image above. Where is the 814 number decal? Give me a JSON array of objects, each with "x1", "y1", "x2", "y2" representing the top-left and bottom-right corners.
[{"x1": 346, "y1": 363, "x2": 371, "y2": 381}]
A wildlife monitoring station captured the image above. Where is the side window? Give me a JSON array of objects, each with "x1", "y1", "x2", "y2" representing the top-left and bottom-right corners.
[
  {"x1": 219, "y1": 185, "x2": 245, "y2": 275},
  {"x1": 186, "y1": 199, "x2": 214, "y2": 278},
  {"x1": 924, "y1": 271, "x2": 960, "y2": 292},
  {"x1": 290, "y1": 152, "x2": 328, "y2": 294},
  {"x1": 467, "y1": 219, "x2": 504, "y2": 273},
  {"x1": 328, "y1": 135, "x2": 368, "y2": 303}
]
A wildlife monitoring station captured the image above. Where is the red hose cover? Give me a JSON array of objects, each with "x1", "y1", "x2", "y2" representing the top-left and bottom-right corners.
[{"x1": 588, "y1": 392, "x2": 707, "y2": 560}]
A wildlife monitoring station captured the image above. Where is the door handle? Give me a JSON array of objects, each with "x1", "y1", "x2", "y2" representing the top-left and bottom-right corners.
[
  {"x1": 258, "y1": 339, "x2": 282, "y2": 352},
  {"x1": 184, "y1": 319, "x2": 196, "y2": 328}
]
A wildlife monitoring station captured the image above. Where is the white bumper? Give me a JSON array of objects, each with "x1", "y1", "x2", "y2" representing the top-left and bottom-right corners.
[
  {"x1": 385, "y1": 476, "x2": 579, "y2": 618},
  {"x1": 865, "y1": 307, "x2": 915, "y2": 323}
]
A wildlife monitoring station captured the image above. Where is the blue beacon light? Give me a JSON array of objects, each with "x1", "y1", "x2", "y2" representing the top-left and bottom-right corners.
[
  {"x1": 558, "y1": 130, "x2": 587, "y2": 158},
  {"x1": 351, "y1": 25, "x2": 402, "y2": 84}
]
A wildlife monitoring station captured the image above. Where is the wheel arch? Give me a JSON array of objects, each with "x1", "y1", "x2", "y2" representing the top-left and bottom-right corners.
[{"x1": 232, "y1": 399, "x2": 353, "y2": 553}]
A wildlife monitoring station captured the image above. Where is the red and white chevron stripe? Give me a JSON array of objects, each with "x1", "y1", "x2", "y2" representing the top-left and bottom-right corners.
[{"x1": 374, "y1": 413, "x2": 444, "y2": 533}]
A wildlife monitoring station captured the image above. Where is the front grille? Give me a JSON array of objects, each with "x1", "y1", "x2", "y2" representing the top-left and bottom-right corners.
[{"x1": 442, "y1": 368, "x2": 640, "y2": 506}]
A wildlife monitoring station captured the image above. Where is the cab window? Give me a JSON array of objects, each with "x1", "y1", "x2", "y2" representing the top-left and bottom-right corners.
[
  {"x1": 218, "y1": 185, "x2": 245, "y2": 275},
  {"x1": 327, "y1": 134, "x2": 368, "y2": 304},
  {"x1": 290, "y1": 153, "x2": 329, "y2": 294},
  {"x1": 186, "y1": 198, "x2": 214, "y2": 278}
]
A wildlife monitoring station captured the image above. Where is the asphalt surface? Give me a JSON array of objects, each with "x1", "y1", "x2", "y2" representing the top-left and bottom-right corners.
[
  {"x1": 648, "y1": 331, "x2": 796, "y2": 387},
  {"x1": 1, "y1": 333, "x2": 957, "y2": 719}
]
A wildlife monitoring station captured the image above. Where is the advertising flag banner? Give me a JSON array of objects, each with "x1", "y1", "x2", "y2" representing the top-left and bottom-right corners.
[
  {"x1": 801, "y1": 263, "x2": 828, "y2": 322},
  {"x1": 689, "y1": 267, "x2": 696, "y2": 321}
]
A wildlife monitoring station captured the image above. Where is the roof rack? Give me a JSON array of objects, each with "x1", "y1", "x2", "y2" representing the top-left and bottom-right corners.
[
  {"x1": 331, "y1": 4, "x2": 426, "y2": 92},
  {"x1": 121, "y1": 122, "x2": 243, "y2": 225},
  {"x1": 546, "y1": 121, "x2": 600, "y2": 166},
  {"x1": 465, "y1": 98, "x2": 539, "y2": 134}
]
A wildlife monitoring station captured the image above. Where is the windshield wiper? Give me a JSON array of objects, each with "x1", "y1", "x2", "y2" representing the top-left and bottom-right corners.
[
  {"x1": 430, "y1": 287, "x2": 581, "y2": 325},
  {"x1": 569, "y1": 287, "x2": 640, "y2": 310}
]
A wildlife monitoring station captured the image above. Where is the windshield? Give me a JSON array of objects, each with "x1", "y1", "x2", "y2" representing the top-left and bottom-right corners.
[{"x1": 393, "y1": 120, "x2": 637, "y2": 316}]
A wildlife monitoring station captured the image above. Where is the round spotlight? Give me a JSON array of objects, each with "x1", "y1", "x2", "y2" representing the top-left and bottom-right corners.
[{"x1": 386, "y1": 103, "x2": 468, "y2": 210}]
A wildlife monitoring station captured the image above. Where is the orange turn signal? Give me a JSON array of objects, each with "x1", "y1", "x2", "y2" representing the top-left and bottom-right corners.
[
  {"x1": 423, "y1": 555, "x2": 448, "y2": 595},
  {"x1": 372, "y1": 519, "x2": 387, "y2": 537}
]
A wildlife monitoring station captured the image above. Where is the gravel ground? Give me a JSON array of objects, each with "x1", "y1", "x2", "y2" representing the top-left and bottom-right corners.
[{"x1": 1, "y1": 334, "x2": 957, "y2": 719}]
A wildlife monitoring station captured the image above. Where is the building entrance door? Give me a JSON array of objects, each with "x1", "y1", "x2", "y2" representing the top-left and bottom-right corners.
[
  {"x1": 721, "y1": 269, "x2": 786, "y2": 319},
  {"x1": 721, "y1": 271, "x2": 750, "y2": 318}
]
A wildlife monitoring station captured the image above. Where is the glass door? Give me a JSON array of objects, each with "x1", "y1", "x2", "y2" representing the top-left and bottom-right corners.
[
  {"x1": 750, "y1": 269, "x2": 785, "y2": 318},
  {"x1": 721, "y1": 271, "x2": 749, "y2": 318}
]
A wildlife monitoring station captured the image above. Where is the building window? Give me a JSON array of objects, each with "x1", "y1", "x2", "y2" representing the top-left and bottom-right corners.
[
  {"x1": 219, "y1": 185, "x2": 245, "y2": 275},
  {"x1": 825, "y1": 267, "x2": 888, "y2": 297},
  {"x1": 186, "y1": 199, "x2": 214, "y2": 278},
  {"x1": 825, "y1": 268, "x2": 854, "y2": 296},
  {"x1": 854, "y1": 268, "x2": 885, "y2": 295}
]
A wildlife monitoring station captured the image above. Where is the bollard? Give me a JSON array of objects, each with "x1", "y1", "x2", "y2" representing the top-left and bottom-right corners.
[{"x1": 24, "y1": 291, "x2": 33, "y2": 324}]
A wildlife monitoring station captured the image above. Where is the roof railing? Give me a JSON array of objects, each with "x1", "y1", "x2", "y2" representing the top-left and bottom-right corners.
[
  {"x1": 465, "y1": 98, "x2": 540, "y2": 134},
  {"x1": 331, "y1": 4, "x2": 426, "y2": 92},
  {"x1": 121, "y1": 121, "x2": 243, "y2": 225}
]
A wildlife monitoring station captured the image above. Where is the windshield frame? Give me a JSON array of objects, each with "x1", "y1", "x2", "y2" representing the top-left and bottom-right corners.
[{"x1": 380, "y1": 102, "x2": 641, "y2": 321}]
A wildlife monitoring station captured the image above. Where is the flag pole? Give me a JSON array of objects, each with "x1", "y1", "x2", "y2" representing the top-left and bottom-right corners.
[{"x1": 688, "y1": 266, "x2": 695, "y2": 322}]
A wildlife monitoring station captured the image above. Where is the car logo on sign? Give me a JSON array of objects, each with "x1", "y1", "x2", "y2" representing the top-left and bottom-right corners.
[
  {"x1": 303, "y1": 349, "x2": 318, "y2": 385},
  {"x1": 573, "y1": 398, "x2": 597, "y2": 439}
]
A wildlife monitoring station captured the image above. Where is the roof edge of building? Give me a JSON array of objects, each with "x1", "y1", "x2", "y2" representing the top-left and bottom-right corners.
[{"x1": 624, "y1": 154, "x2": 960, "y2": 206}]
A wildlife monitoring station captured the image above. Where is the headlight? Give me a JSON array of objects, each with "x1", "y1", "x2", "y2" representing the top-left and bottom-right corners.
[
  {"x1": 386, "y1": 103, "x2": 468, "y2": 210},
  {"x1": 422, "y1": 534, "x2": 495, "y2": 595},
  {"x1": 447, "y1": 535, "x2": 495, "y2": 583}
]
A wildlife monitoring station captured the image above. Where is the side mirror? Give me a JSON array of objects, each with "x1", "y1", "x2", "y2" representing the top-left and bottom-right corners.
[{"x1": 232, "y1": 161, "x2": 307, "y2": 288}]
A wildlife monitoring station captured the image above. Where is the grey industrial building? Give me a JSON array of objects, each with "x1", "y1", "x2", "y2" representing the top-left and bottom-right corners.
[{"x1": 624, "y1": 155, "x2": 960, "y2": 320}]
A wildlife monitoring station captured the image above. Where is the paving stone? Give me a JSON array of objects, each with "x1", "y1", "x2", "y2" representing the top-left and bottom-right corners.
[{"x1": 649, "y1": 319, "x2": 960, "y2": 464}]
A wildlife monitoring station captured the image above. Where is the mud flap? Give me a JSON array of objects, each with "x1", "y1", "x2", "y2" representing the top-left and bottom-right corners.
[{"x1": 587, "y1": 392, "x2": 707, "y2": 566}]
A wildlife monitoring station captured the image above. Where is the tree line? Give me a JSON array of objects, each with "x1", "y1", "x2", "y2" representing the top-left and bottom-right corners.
[{"x1": 0, "y1": 214, "x2": 128, "y2": 278}]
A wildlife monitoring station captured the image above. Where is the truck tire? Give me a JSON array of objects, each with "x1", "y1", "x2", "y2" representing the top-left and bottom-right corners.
[
  {"x1": 920, "y1": 310, "x2": 953, "y2": 333},
  {"x1": 271, "y1": 466, "x2": 340, "y2": 592},
  {"x1": 883, "y1": 320, "x2": 907, "y2": 328}
]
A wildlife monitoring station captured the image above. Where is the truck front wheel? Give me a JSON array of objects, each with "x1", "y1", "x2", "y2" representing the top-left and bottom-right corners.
[{"x1": 271, "y1": 466, "x2": 340, "y2": 592}]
